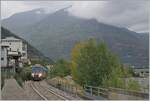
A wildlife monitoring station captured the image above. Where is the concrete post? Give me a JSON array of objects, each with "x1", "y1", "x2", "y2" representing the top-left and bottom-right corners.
[
  {"x1": 98, "y1": 88, "x2": 100, "y2": 96},
  {"x1": 90, "y1": 87, "x2": 93, "y2": 95}
]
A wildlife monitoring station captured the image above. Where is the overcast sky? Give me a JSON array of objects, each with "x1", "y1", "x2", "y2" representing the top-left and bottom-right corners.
[{"x1": 1, "y1": 1, "x2": 149, "y2": 33}]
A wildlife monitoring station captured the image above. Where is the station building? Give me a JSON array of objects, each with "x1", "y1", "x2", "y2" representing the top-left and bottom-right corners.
[
  {"x1": 1, "y1": 45, "x2": 9, "y2": 68},
  {"x1": 1, "y1": 37, "x2": 27, "y2": 69},
  {"x1": 133, "y1": 68, "x2": 149, "y2": 77}
]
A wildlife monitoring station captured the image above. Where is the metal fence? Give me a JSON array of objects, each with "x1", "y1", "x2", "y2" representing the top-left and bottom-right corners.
[
  {"x1": 46, "y1": 79, "x2": 78, "y2": 97},
  {"x1": 46, "y1": 79, "x2": 109, "y2": 99},
  {"x1": 1, "y1": 68, "x2": 15, "y2": 78},
  {"x1": 47, "y1": 78, "x2": 149, "y2": 100},
  {"x1": 83, "y1": 85, "x2": 108, "y2": 99}
]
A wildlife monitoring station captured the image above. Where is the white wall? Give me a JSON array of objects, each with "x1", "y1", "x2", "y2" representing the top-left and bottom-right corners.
[
  {"x1": 2, "y1": 37, "x2": 27, "y2": 60},
  {"x1": 1, "y1": 47, "x2": 8, "y2": 67},
  {"x1": 2, "y1": 40, "x2": 23, "y2": 53}
]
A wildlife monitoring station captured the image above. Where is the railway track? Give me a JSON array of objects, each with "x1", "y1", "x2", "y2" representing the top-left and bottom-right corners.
[
  {"x1": 30, "y1": 81, "x2": 69, "y2": 100},
  {"x1": 30, "y1": 82, "x2": 47, "y2": 100}
]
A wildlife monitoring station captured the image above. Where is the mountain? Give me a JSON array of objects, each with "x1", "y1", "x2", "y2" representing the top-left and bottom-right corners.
[
  {"x1": 1, "y1": 27, "x2": 54, "y2": 64},
  {"x1": 2, "y1": 8, "x2": 48, "y2": 37},
  {"x1": 2, "y1": 8, "x2": 149, "y2": 67}
]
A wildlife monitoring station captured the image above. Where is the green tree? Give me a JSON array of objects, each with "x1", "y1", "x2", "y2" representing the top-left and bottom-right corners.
[
  {"x1": 71, "y1": 39, "x2": 124, "y2": 87},
  {"x1": 50, "y1": 59, "x2": 71, "y2": 78},
  {"x1": 120, "y1": 64, "x2": 135, "y2": 78}
]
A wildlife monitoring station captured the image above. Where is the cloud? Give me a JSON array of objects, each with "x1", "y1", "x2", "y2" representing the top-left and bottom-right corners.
[
  {"x1": 1, "y1": 1, "x2": 72, "y2": 19},
  {"x1": 22, "y1": 1, "x2": 72, "y2": 13},
  {"x1": 1, "y1": 1, "x2": 34, "y2": 19},
  {"x1": 67, "y1": 1, "x2": 149, "y2": 32},
  {"x1": 1, "y1": 1, "x2": 149, "y2": 32}
]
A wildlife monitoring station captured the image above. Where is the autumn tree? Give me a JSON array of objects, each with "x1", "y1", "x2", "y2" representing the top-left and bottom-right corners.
[{"x1": 71, "y1": 39, "x2": 124, "y2": 87}]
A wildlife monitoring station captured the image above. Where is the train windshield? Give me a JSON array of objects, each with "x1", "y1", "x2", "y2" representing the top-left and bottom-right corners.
[{"x1": 32, "y1": 66, "x2": 44, "y2": 73}]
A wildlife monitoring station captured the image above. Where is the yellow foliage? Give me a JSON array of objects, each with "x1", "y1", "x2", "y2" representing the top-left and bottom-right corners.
[{"x1": 71, "y1": 42, "x2": 82, "y2": 61}]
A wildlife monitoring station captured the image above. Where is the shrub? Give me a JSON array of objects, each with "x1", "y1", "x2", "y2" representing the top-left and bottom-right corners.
[
  {"x1": 49, "y1": 59, "x2": 71, "y2": 78},
  {"x1": 14, "y1": 73, "x2": 23, "y2": 87},
  {"x1": 127, "y1": 80, "x2": 141, "y2": 91}
]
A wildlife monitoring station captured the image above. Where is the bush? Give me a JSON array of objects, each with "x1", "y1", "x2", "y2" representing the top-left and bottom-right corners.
[
  {"x1": 14, "y1": 66, "x2": 32, "y2": 87},
  {"x1": 21, "y1": 66, "x2": 32, "y2": 81},
  {"x1": 14, "y1": 73, "x2": 23, "y2": 87},
  {"x1": 126, "y1": 80, "x2": 141, "y2": 91},
  {"x1": 49, "y1": 59, "x2": 71, "y2": 78}
]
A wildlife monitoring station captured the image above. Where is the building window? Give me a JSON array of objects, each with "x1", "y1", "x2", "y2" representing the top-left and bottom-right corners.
[
  {"x1": 22, "y1": 44, "x2": 26, "y2": 51},
  {"x1": 9, "y1": 43, "x2": 11, "y2": 45},
  {"x1": 1, "y1": 57, "x2": 4, "y2": 60},
  {"x1": 22, "y1": 53, "x2": 26, "y2": 56},
  {"x1": 22, "y1": 47, "x2": 26, "y2": 51}
]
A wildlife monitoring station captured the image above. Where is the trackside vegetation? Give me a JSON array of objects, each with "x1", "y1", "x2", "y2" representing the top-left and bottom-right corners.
[
  {"x1": 49, "y1": 39, "x2": 141, "y2": 91},
  {"x1": 49, "y1": 59, "x2": 71, "y2": 78}
]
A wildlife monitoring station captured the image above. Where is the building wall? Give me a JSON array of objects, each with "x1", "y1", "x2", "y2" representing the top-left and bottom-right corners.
[
  {"x1": 21, "y1": 43, "x2": 27, "y2": 60},
  {"x1": 1, "y1": 47, "x2": 8, "y2": 67},
  {"x1": 2, "y1": 37, "x2": 27, "y2": 60},
  {"x1": 133, "y1": 68, "x2": 149, "y2": 77},
  {"x1": 2, "y1": 39, "x2": 23, "y2": 53}
]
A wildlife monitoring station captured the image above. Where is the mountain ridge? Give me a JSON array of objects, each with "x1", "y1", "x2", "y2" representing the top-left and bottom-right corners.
[{"x1": 2, "y1": 8, "x2": 149, "y2": 67}]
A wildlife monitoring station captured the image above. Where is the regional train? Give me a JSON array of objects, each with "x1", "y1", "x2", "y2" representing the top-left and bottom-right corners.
[{"x1": 31, "y1": 64, "x2": 48, "y2": 81}]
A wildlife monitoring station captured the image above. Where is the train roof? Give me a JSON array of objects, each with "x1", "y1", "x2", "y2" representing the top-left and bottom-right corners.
[
  {"x1": 32, "y1": 64, "x2": 43, "y2": 67},
  {"x1": 32, "y1": 64, "x2": 48, "y2": 71}
]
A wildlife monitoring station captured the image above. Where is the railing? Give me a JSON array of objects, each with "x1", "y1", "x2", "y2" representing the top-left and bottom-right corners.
[
  {"x1": 46, "y1": 79, "x2": 109, "y2": 99},
  {"x1": 1, "y1": 68, "x2": 15, "y2": 78},
  {"x1": 46, "y1": 79, "x2": 78, "y2": 97},
  {"x1": 83, "y1": 85, "x2": 108, "y2": 98},
  {"x1": 47, "y1": 78, "x2": 149, "y2": 100},
  {"x1": 1, "y1": 68, "x2": 15, "y2": 89}
]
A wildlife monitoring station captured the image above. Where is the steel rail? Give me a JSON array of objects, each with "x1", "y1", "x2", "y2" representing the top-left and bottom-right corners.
[
  {"x1": 30, "y1": 81, "x2": 48, "y2": 100},
  {"x1": 38, "y1": 82, "x2": 70, "y2": 100}
]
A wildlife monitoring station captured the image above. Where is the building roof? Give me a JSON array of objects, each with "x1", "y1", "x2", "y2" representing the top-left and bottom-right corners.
[{"x1": 2, "y1": 37, "x2": 21, "y2": 41}]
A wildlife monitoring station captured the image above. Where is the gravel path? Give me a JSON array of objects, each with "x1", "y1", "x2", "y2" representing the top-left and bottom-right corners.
[{"x1": 1, "y1": 79, "x2": 30, "y2": 100}]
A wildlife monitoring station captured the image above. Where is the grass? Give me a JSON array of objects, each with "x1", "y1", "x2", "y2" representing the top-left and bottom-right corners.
[
  {"x1": 14, "y1": 73, "x2": 23, "y2": 87},
  {"x1": 1, "y1": 76, "x2": 5, "y2": 89}
]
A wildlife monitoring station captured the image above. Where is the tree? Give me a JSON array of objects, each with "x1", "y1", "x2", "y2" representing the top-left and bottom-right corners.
[
  {"x1": 71, "y1": 39, "x2": 124, "y2": 87},
  {"x1": 50, "y1": 59, "x2": 71, "y2": 78}
]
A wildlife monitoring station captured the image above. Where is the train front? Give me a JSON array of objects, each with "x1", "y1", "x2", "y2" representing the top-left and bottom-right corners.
[{"x1": 31, "y1": 64, "x2": 44, "y2": 81}]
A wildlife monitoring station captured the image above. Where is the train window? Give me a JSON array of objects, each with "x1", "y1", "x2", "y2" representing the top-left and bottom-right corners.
[{"x1": 32, "y1": 66, "x2": 44, "y2": 73}]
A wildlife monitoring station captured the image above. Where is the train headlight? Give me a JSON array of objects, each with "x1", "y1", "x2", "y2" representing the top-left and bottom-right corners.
[
  {"x1": 38, "y1": 73, "x2": 42, "y2": 77},
  {"x1": 32, "y1": 73, "x2": 34, "y2": 77}
]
